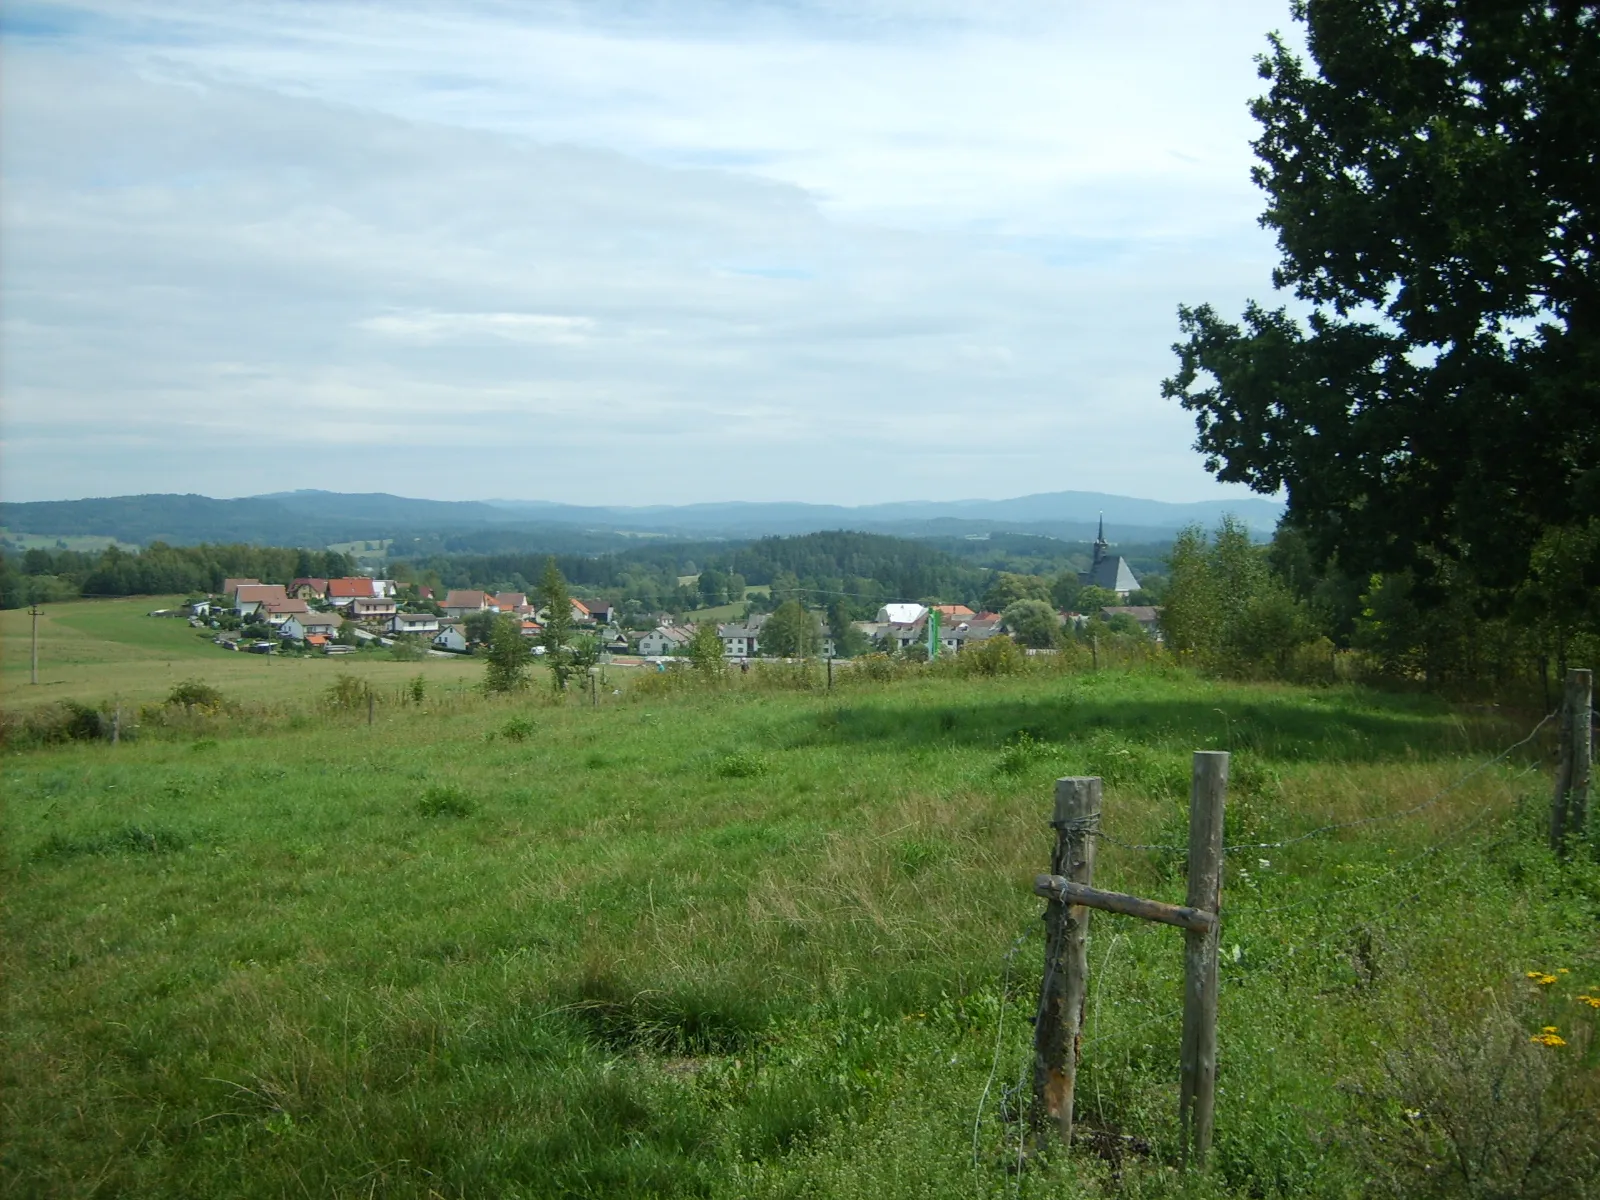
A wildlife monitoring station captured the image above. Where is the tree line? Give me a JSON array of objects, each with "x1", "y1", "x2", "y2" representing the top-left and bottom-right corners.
[{"x1": 0, "y1": 543, "x2": 358, "y2": 608}]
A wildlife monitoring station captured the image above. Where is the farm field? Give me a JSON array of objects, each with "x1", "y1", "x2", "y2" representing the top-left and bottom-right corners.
[
  {"x1": 0, "y1": 597, "x2": 487, "y2": 711},
  {"x1": 3, "y1": 622, "x2": 1598, "y2": 1197}
]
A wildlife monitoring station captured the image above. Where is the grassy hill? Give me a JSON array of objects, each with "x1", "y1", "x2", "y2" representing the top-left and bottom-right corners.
[{"x1": 2, "y1": 617, "x2": 1595, "y2": 1198}]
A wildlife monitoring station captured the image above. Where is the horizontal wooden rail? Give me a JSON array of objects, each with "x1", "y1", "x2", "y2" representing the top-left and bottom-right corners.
[{"x1": 1033, "y1": 874, "x2": 1216, "y2": 933}]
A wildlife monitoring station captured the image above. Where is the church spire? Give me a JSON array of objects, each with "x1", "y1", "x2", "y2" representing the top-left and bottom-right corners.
[{"x1": 1092, "y1": 512, "x2": 1108, "y2": 568}]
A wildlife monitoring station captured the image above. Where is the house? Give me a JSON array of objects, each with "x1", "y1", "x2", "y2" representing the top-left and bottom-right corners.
[
  {"x1": 433, "y1": 625, "x2": 470, "y2": 653},
  {"x1": 1099, "y1": 605, "x2": 1162, "y2": 638},
  {"x1": 876, "y1": 603, "x2": 928, "y2": 624},
  {"x1": 371, "y1": 579, "x2": 398, "y2": 598},
  {"x1": 493, "y1": 592, "x2": 531, "y2": 615},
  {"x1": 327, "y1": 577, "x2": 377, "y2": 606},
  {"x1": 388, "y1": 611, "x2": 441, "y2": 636},
  {"x1": 583, "y1": 599, "x2": 617, "y2": 625},
  {"x1": 304, "y1": 633, "x2": 330, "y2": 650},
  {"x1": 932, "y1": 604, "x2": 976, "y2": 620},
  {"x1": 442, "y1": 590, "x2": 495, "y2": 619},
  {"x1": 350, "y1": 596, "x2": 399, "y2": 620},
  {"x1": 222, "y1": 577, "x2": 259, "y2": 597},
  {"x1": 1079, "y1": 517, "x2": 1141, "y2": 599},
  {"x1": 718, "y1": 615, "x2": 766, "y2": 658},
  {"x1": 520, "y1": 620, "x2": 543, "y2": 639},
  {"x1": 234, "y1": 584, "x2": 289, "y2": 617},
  {"x1": 417, "y1": 586, "x2": 434, "y2": 601},
  {"x1": 289, "y1": 577, "x2": 328, "y2": 600},
  {"x1": 940, "y1": 615, "x2": 1001, "y2": 655},
  {"x1": 570, "y1": 598, "x2": 597, "y2": 624},
  {"x1": 638, "y1": 625, "x2": 693, "y2": 656},
  {"x1": 301, "y1": 611, "x2": 343, "y2": 639},
  {"x1": 262, "y1": 598, "x2": 311, "y2": 624}
]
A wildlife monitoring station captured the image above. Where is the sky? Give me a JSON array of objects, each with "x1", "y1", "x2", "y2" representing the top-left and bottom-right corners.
[{"x1": 0, "y1": 0, "x2": 1301, "y2": 506}]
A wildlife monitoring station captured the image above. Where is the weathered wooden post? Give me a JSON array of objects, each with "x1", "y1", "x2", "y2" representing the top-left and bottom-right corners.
[
  {"x1": 367, "y1": 686, "x2": 375, "y2": 727},
  {"x1": 1180, "y1": 751, "x2": 1227, "y2": 1166},
  {"x1": 1032, "y1": 776, "x2": 1100, "y2": 1145},
  {"x1": 1551, "y1": 668, "x2": 1593, "y2": 853}
]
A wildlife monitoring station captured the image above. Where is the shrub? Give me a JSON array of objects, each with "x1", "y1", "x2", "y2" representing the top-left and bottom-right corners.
[
  {"x1": 417, "y1": 785, "x2": 475, "y2": 819},
  {"x1": 0, "y1": 701, "x2": 112, "y2": 748},
  {"x1": 166, "y1": 679, "x2": 225, "y2": 710},
  {"x1": 408, "y1": 674, "x2": 426, "y2": 704},
  {"x1": 1351, "y1": 999, "x2": 1600, "y2": 1199},
  {"x1": 501, "y1": 716, "x2": 535, "y2": 742},
  {"x1": 713, "y1": 751, "x2": 769, "y2": 779},
  {"x1": 960, "y1": 635, "x2": 1025, "y2": 677},
  {"x1": 326, "y1": 674, "x2": 368, "y2": 710}
]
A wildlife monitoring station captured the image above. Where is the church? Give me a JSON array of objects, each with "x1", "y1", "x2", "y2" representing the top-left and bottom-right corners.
[{"x1": 1079, "y1": 517, "x2": 1140, "y2": 599}]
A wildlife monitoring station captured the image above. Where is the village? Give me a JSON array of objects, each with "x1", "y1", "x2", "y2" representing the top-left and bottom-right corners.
[{"x1": 163, "y1": 530, "x2": 1162, "y2": 664}]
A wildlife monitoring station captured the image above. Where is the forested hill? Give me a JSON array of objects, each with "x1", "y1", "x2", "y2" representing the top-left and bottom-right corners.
[
  {"x1": 724, "y1": 531, "x2": 987, "y2": 605},
  {"x1": 1, "y1": 489, "x2": 1282, "y2": 548},
  {"x1": 394, "y1": 530, "x2": 994, "y2": 615}
]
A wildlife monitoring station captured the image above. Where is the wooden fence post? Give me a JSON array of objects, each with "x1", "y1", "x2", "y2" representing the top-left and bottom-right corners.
[
  {"x1": 1033, "y1": 776, "x2": 1100, "y2": 1146},
  {"x1": 1551, "y1": 668, "x2": 1593, "y2": 853},
  {"x1": 1180, "y1": 750, "x2": 1227, "y2": 1167}
]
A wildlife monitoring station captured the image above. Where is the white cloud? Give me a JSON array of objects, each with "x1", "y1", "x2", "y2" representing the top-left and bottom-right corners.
[
  {"x1": 359, "y1": 312, "x2": 597, "y2": 346},
  {"x1": 0, "y1": 1, "x2": 1297, "y2": 505}
]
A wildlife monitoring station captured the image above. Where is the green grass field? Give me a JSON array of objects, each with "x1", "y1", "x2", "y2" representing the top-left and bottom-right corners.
[
  {"x1": 0, "y1": 597, "x2": 487, "y2": 711},
  {"x1": 0, "y1": 530, "x2": 138, "y2": 553},
  {"x1": 3, "y1": 602, "x2": 1598, "y2": 1198}
]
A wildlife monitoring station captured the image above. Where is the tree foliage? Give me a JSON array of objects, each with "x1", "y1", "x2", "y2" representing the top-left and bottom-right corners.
[
  {"x1": 1164, "y1": 1, "x2": 1600, "y2": 608},
  {"x1": 483, "y1": 614, "x2": 533, "y2": 693},
  {"x1": 1000, "y1": 599, "x2": 1060, "y2": 649},
  {"x1": 1162, "y1": 518, "x2": 1319, "y2": 676},
  {"x1": 760, "y1": 600, "x2": 821, "y2": 658},
  {"x1": 687, "y1": 622, "x2": 727, "y2": 678},
  {"x1": 537, "y1": 558, "x2": 580, "y2": 691}
]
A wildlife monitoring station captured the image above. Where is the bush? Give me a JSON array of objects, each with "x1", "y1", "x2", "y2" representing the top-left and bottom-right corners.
[
  {"x1": 166, "y1": 679, "x2": 225, "y2": 710},
  {"x1": 1351, "y1": 998, "x2": 1600, "y2": 1199},
  {"x1": 417, "y1": 785, "x2": 475, "y2": 819},
  {"x1": 326, "y1": 674, "x2": 368, "y2": 710},
  {"x1": 959, "y1": 636, "x2": 1025, "y2": 677},
  {"x1": 712, "y1": 751, "x2": 769, "y2": 779},
  {"x1": 501, "y1": 716, "x2": 535, "y2": 742},
  {"x1": 0, "y1": 701, "x2": 113, "y2": 748}
]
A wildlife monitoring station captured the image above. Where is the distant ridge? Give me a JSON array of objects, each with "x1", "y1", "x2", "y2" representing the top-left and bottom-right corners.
[{"x1": 0, "y1": 489, "x2": 1284, "y2": 548}]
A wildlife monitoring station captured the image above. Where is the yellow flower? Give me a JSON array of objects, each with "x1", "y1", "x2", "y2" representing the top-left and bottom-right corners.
[
  {"x1": 1542, "y1": 1026, "x2": 1560, "y2": 1033},
  {"x1": 1531, "y1": 1032, "x2": 1567, "y2": 1047},
  {"x1": 1558, "y1": 968, "x2": 1570, "y2": 974},
  {"x1": 1577, "y1": 996, "x2": 1600, "y2": 1010},
  {"x1": 1526, "y1": 973, "x2": 1559, "y2": 986}
]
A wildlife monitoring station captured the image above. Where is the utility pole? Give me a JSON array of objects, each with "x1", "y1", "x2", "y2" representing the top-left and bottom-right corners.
[{"x1": 30, "y1": 603, "x2": 42, "y2": 684}]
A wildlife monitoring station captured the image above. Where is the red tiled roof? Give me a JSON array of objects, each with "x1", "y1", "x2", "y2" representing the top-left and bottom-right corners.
[
  {"x1": 443, "y1": 590, "x2": 491, "y2": 609},
  {"x1": 933, "y1": 605, "x2": 975, "y2": 618},
  {"x1": 304, "y1": 634, "x2": 329, "y2": 646},
  {"x1": 289, "y1": 577, "x2": 328, "y2": 592},
  {"x1": 236, "y1": 584, "x2": 289, "y2": 604},
  {"x1": 327, "y1": 577, "x2": 376, "y2": 598},
  {"x1": 263, "y1": 598, "x2": 310, "y2": 615},
  {"x1": 223, "y1": 578, "x2": 259, "y2": 594}
]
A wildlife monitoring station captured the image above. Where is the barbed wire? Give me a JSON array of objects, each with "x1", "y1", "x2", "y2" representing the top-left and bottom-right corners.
[
  {"x1": 1082, "y1": 709, "x2": 1555, "y2": 857},
  {"x1": 972, "y1": 924, "x2": 1034, "y2": 1181},
  {"x1": 1229, "y1": 757, "x2": 1545, "y2": 923}
]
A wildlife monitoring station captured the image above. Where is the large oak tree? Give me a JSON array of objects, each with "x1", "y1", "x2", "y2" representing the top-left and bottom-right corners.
[{"x1": 1164, "y1": 0, "x2": 1600, "y2": 603}]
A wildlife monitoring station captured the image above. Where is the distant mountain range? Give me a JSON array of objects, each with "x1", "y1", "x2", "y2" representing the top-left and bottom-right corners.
[{"x1": 1, "y1": 489, "x2": 1285, "y2": 550}]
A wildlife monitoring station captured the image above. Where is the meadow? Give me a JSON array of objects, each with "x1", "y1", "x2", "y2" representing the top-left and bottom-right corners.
[
  {"x1": 3, "y1": 601, "x2": 1598, "y2": 1198},
  {"x1": 0, "y1": 597, "x2": 485, "y2": 711}
]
